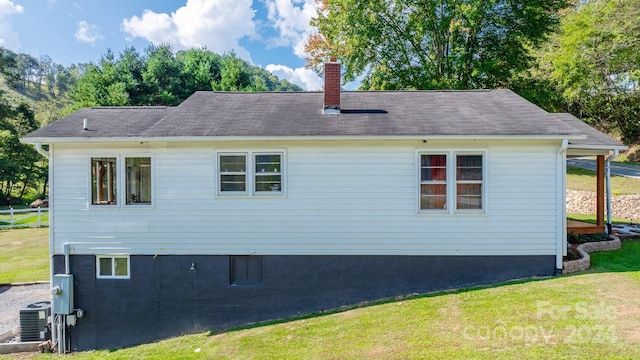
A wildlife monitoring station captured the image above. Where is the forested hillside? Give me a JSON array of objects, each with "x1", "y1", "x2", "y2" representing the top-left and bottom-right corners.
[
  {"x1": 0, "y1": 45, "x2": 302, "y2": 205},
  {"x1": 70, "y1": 45, "x2": 302, "y2": 109},
  {"x1": 0, "y1": 48, "x2": 65, "y2": 205}
]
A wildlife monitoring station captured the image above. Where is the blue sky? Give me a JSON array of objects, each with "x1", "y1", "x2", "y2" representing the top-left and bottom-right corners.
[{"x1": 0, "y1": 0, "x2": 329, "y2": 90}]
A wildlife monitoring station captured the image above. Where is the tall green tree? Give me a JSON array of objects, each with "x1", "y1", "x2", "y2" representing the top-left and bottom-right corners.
[
  {"x1": 212, "y1": 53, "x2": 252, "y2": 91},
  {"x1": 0, "y1": 48, "x2": 20, "y2": 85},
  {"x1": 0, "y1": 96, "x2": 44, "y2": 204},
  {"x1": 307, "y1": 0, "x2": 569, "y2": 90},
  {"x1": 70, "y1": 47, "x2": 302, "y2": 109},
  {"x1": 177, "y1": 48, "x2": 222, "y2": 92},
  {"x1": 536, "y1": 0, "x2": 640, "y2": 143},
  {"x1": 142, "y1": 44, "x2": 185, "y2": 105}
]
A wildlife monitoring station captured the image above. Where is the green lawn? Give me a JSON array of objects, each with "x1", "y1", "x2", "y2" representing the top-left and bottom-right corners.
[
  {"x1": 6, "y1": 242, "x2": 638, "y2": 360},
  {"x1": 567, "y1": 166, "x2": 640, "y2": 194},
  {"x1": 0, "y1": 228, "x2": 49, "y2": 284},
  {"x1": 567, "y1": 213, "x2": 634, "y2": 224}
]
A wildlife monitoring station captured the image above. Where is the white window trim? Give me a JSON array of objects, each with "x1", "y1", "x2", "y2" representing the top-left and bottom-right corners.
[
  {"x1": 88, "y1": 155, "x2": 119, "y2": 208},
  {"x1": 418, "y1": 152, "x2": 449, "y2": 213},
  {"x1": 122, "y1": 154, "x2": 154, "y2": 208},
  {"x1": 417, "y1": 150, "x2": 487, "y2": 215},
  {"x1": 96, "y1": 255, "x2": 131, "y2": 279},
  {"x1": 217, "y1": 152, "x2": 249, "y2": 196},
  {"x1": 253, "y1": 152, "x2": 284, "y2": 196},
  {"x1": 453, "y1": 151, "x2": 486, "y2": 214},
  {"x1": 216, "y1": 150, "x2": 286, "y2": 198},
  {"x1": 88, "y1": 154, "x2": 154, "y2": 209}
]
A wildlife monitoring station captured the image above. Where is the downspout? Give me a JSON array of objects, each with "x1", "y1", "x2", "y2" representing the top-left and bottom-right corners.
[
  {"x1": 64, "y1": 243, "x2": 71, "y2": 274},
  {"x1": 605, "y1": 150, "x2": 619, "y2": 234},
  {"x1": 34, "y1": 143, "x2": 58, "y2": 350},
  {"x1": 556, "y1": 140, "x2": 568, "y2": 273},
  {"x1": 34, "y1": 142, "x2": 50, "y2": 159}
]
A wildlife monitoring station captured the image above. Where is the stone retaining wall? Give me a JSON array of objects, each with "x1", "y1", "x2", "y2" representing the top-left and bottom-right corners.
[{"x1": 563, "y1": 236, "x2": 621, "y2": 274}]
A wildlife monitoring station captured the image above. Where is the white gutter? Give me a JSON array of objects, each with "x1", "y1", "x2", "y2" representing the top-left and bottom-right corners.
[
  {"x1": 605, "y1": 150, "x2": 620, "y2": 233},
  {"x1": 567, "y1": 144, "x2": 629, "y2": 151},
  {"x1": 21, "y1": 134, "x2": 587, "y2": 144},
  {"x1": 34, "y1": 142, "x2": 50, "y2": 158},
  {"x1": 556, "y1": 139, "x2": 569, "y2": 272}
]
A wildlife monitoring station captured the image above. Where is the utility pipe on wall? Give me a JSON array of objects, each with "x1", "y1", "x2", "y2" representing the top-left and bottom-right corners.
[{"x1": 556, "y1": 140, "x2": 568, "y2": 272}]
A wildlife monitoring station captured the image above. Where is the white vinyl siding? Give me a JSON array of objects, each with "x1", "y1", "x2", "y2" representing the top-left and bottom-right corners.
[{"x1": 50, "y1": 140, "x2": 561, "y2": 257}]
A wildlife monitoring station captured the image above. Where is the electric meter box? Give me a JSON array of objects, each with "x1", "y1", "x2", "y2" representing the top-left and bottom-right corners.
[{"x1": 53, "y1": 274, "x2": 74, "y2": 315}]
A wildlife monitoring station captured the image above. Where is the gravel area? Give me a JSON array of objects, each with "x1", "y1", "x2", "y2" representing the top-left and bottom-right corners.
[
  {"x1": 0, "y1": 283, "x2": 50, "y2": 338},
  {"x1": 567, "y1": 190, "x2": 640, "y2": 221}
]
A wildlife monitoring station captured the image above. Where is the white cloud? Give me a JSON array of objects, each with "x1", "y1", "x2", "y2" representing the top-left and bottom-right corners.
[
  {"x1": 121, "y1": 0, "x2": 256, "y2": 61},
  {"x1": 264, "y1": 0, "x2": 316, "y2": 58},
  {"x1": 266, "y1": 63, "x2": 322, "y2": 91},
  {"x1": 75, "y1": 20, "x2": 103, "y2": 45},
  {"x1": 0, "y1": 0, "x2": 24, "y2": 49}
]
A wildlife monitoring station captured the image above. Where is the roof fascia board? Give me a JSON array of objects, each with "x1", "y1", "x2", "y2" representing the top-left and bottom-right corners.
[
  {"x1": 568, "y1": 144, "x2": 628, "y2": 151},
  {"x1": 21, "y1": 134, "x2": 586, "y2": 144}
]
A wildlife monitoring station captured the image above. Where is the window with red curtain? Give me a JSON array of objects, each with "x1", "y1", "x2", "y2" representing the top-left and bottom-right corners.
[{"x1": 420, "y1": 154, "x2": 447, "y2": 210}]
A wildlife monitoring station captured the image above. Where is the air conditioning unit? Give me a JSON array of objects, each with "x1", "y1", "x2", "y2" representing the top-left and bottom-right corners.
[{"x1": 19, "y1": 301, "x2": 51, "y2": 342}]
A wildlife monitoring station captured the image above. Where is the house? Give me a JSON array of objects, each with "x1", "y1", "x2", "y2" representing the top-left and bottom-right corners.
[{"x1": 21, "y1": 60, "x2": 626, "y2": 351}]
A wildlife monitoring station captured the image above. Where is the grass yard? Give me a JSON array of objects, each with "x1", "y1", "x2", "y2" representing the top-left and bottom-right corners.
[
  {"x1": 566, "y1": 166, "x2": 640, "y2": 194},
  {"x1": 567, "y1": 213, "x2": 634, "y2": 225},
  {"x1": 6, "y1": 242, "x2": 638, "y2": 360},
  {"x1": 0, "y1": 228, "x2": 49, "y2": 284}
]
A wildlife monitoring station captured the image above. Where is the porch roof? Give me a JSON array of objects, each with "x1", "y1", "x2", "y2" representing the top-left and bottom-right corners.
[{"x1": 557, "y1": 113, "x2": 628, "y2": 156}]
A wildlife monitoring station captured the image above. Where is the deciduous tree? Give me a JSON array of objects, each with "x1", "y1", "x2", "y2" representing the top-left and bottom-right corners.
[
  {"x1": 306, "y1": 0, "x2": 569, "y2": 90},
  {"x1": 538, "y1": 0, "x2": 640, "y2": 143}
]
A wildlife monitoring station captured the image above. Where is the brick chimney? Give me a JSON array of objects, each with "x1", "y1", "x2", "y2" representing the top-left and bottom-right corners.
[{"x1": 323, "y1": 58, "x2": 341, "y2": 114}]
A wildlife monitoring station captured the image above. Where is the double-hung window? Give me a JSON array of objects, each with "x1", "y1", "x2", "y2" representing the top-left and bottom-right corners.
[
  {"x1": 420, "y1": 154, "x2": 447, "y2": 210},
  {"x1": 456, "y1": 155, "x2": 483, "y2": 210},
  {"x1": 254, "y1": 154, "x2": 282, "y2": 192},
  {"x1": 126, "y1": 157, "x2": 152, "y2": 205},
  {"x1": 419, "y1": 152, "x2": 484, "y2": 213},
  {"x1": 219, "y1": 154, "x2": 248, "y2": 192},
  {"x1": 218, "y1": 152, "x2": 284, "y2": 196},
  {"x1": 91, "y1": 157, "x2": 117, "y2": 205},
  {"x1": 90, "y1": 155, "x2": 153, "y2": 206}
]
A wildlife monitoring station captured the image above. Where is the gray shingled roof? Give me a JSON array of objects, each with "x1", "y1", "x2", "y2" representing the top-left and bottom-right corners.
[
  {"x1": 24, "y1": 89, "x2": 597, "y2": 141},
  {"x1": 556, "y1": 113, "x2": 626, "y2": 150}
]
